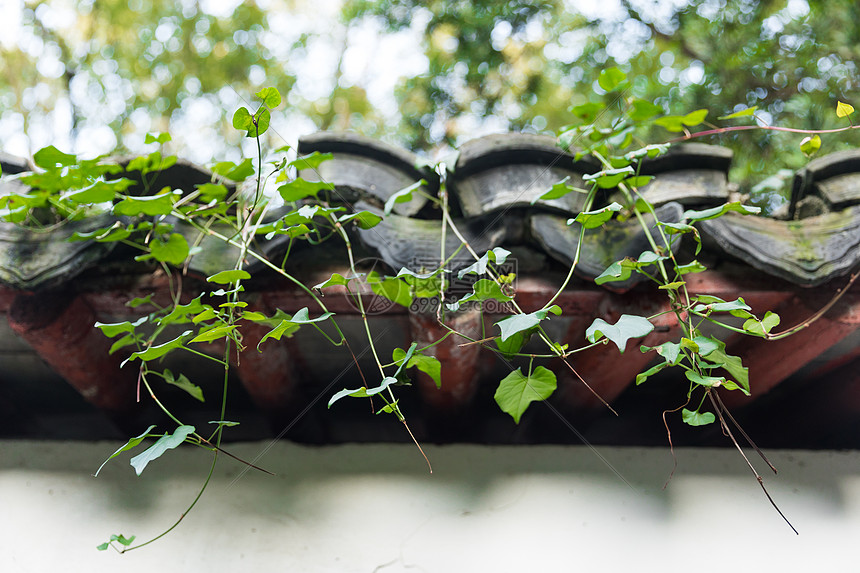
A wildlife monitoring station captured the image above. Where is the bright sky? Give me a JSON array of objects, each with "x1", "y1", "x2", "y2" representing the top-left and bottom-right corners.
[
  {"x1": 0, "y1": 0, "x2": 810, "y2": 163},
  {"x1": 0, "y1": 0, "x2": 434, "y2": 162}
]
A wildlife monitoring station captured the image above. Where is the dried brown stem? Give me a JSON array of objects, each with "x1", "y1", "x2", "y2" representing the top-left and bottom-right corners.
[
  {"x1": 713, "y1": 390, "x2": 777, "y2": 475},
  {"x1": 661, "y1": 398, "x2": 689, "y2": 490},
  {"x1": 707, "y1": 391, "x2": 798, "y2": 535},
  {"x1": 767, "y1": 271, "x2": 859, "y2": 341}
]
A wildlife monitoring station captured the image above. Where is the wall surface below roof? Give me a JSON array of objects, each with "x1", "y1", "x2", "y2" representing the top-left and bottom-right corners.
[{"x1": 2, "y1": 440, "x2": 859, "y2": 571}]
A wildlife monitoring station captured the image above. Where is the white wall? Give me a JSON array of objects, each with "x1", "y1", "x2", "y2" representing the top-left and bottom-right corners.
[{"x1": 2, "y1": 440, "x2": 859, "y2": 572}]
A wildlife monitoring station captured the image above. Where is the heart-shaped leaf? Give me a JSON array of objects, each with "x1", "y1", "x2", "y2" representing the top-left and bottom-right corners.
[
  {"x1": 494, "y1": 366, "x2": 557, "y2": 423},
  {"x1": 586, "y1": 314, "x2": 654, "y2": 352}
]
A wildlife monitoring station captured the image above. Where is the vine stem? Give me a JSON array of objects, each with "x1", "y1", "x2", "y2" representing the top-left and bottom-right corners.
[
  {"x1": 438, "y1": 196, "x2": 616, "y2": 413},
  {"x1": 673, "y1": 122, "x2": 860, "y2": 143},
  {"x1": 542, "y1": 185, "x2": 596, "y2": 309},
  {"x1": 329, "y1": 212, "x2": 432, "y2": 473},
  {"x1": 120, "y1": 453, "x2": 219, "y2": 552},
  {"x1": 766, "y1": 270, "x2": 859, "y2": 340}
]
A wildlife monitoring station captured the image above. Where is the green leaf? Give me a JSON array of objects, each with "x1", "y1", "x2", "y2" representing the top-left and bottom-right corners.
[
  {"x1": 536, "y1": 176, "x2": 588, "y2": 203},
  {"x1": 624, "y1": 143, "x2": 671, "y2": 161},
  {"x1": 290, "y1": 151, "x2": 333, "y2": 171},
  {"x1": 494, "y1": 366, "x2": 557, "y2": 423},
  {"x1": 800, "y1": 135, "x2": 821, "y2": 157},
  {"x1": 692, "y1": 297, "x2": 751, "y2": 315},
  {"x1": 628, "y1": 99, "x2": 663, "y2": 121},
  {"x1": 158, "y1": 295, "x2": 211, "y2": 325},
  {"x1": 582, "y1": 168, "x2": 635, "y2": 189},
  {"x1": 598, "y1": 67, "x2": 626, "y2": 92},
  {"x1": 257, "y1": 320, "x2": 301, "y2": 347},
  {"x1": 279, "y1": 204, "x2": 344, "y2": 226},
  {"x1": 313, "y1": 272, "x2": 362, "y2": 290},
  {"x1": 255, "y1": 86, "x2": 281, "y2": 108},
  {"x1": 260, "y1": 221, "x2": 312, "y2": 239},
  {"x1": 719, "y1": 106, "x2": 757, "y2": 120},
  {"x1": 328, "y1": 376, "x2": 399, "y2": 408},
  {"x1": 677, "y1": 261, "x2": 707, "y2": 275},
  {"x1": 93, "y1": 425, "x2": 157, "y2": 477},
  {"x1": 585, "y1": 314, "x2": 654, "y2": 352},
  {"x1": 66, "y1": 178, "x2": 133, "y2": 203},
  {"x1": 570, "y1": 101, "x2": 605, "y2": 122},
  {"x1": 690, "y1": 336, "x2": 720, "y2": 356},
  {"x1": 567, "y1": 201, "x2": 623, "y2": 228},
  {"x1": 682, "y1": 408, "x2": 715, "y2": 426},
  {"x1": 762, "y1": 310, "x2": 781, "y2": 333},
  {"x1": 144, "y1": 132, "x2": 172, "y2": 145},
  {"x1": 654, "y1": 115, "x2": 686, "y2": 132},
  {"x1": 635, "y1": 361, "x2": 669, "y2": 385},
  {"x1": 232, "y1": 107, "x2": 254, "y2": 132},
  {"x1": 641, "y1": 340, "x2": 682, "y2": 365},
  {"x1": 457, "y1": 247, "x2": 512, "y2": 279},
  {"x1": 721, "y1": 380, "x2": 746, "y2": 393},
  {"x1": 126, "y1": 294, "x2": 154, "y2": 308},
  {"x1": 126, "y1": 330, "x2": 192, "y2": 363},
  {"x1": 383, "y1": 179, "x2": 426, "y2": 216},
  {"x1": 257, "y1": 308, "x2": 334, "y2": 347},
  {"x1": 162, "y1": 369, "x2": 204, "y2": 402},
  {"x1": 95, "y1": 316, "x2": 147, "y2": 338},
  {"x1": 595, "y1": 250, "x2": 666, "y2": 285},
  {"x1": 207, "y1": 269, "x2": 251, "y2": 284},
  {"x1": 595, "y1": 260, "x2": 634, "y2": 285},
  {"x1": 339, "y1": 210, "x2": 383, "y2": 229},
  {"x1": 251, "y1": 107, "x2": 270, "y2": 137},
  {"x1": 685, "y1": 371, "x2": 724, "y2": 387},
  {"x1": 190, "y1": 324, "x2": 237, "y2": 343},
  {"x1": 396, "y1": 267, "x2": 445, "y2": 297},
  {"x1": 195, "y1": 183, "x2": 228, "y2": 202},
  {"x1": 369, "y1": 276, "x2": 412, "y2": 308},
  {"x1": 495, "y1": 326, "x2": 537, "y2": 358},
  {"x1": 212, "y1": 158, "x2": 255, "y2": 181},
  {"x1": 743, "y1": 310, "x2": 780, "y2": 337},
  {"x1": 699, "y1": 339, "x2": 749, "y2": 395},
  {"x1": 659, "y1": 221, "x2": 702, "y2": 254},
  {"x1": 109, "y1": 334, "x2": 140, "y2": 355},
  {"x1": 33, "y1": 145, "x2": 76, "y2": 169},
  {"x1": 622, "y1": 175, "x2": 653, "y2": 188},
  {"x1": 287, "y1": 307, "x2": 334, "y2": 324},
  {"x1": 448, "y1": 277, "x2": 513, "y2": 311},
  {"x1": 113, "y1": 190, "x2": 180, "y2": 216},
  {"x1": 836, "y1": 101, "x2": 854, "y2": 118},
  {"x1": 495, "y1": 306, "x2": 560, "y2": 342},
  {"x1": 208, "y1": 420, "x2": 241, "y2": 427},
  {"x1": 149, "y1": 233, "x2": 189, "y2": 265},
  {"x1": 70, "y1": 223, "x2": 132, "y2": 243},
  {"x1": 129, "y1": 425, "x2": 195, "y2": 476},
  {"x1": 683, "y1": 202, "x2": 761, "y2": 223},
  {"x1": 277, "y1": 178, "x2": 334, "y2": 202},
  {"x1": 104, "y1": 533, "x2": 136, "y2": 548},
  {"x1": 393, "y1": 347, "x2": 442, "y2": 389},
  {"x1": 682, "y1": 109, "x2": 708, "y2": 126}
]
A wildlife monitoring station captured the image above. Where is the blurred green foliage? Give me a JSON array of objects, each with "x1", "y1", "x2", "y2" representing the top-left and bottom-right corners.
[{"x1": 1, "y1": 0, "x2": 858, "y2": 208}]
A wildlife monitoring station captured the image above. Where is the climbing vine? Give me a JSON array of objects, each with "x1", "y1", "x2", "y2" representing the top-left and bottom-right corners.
[{"x1": 1, "y1": 72, "x2": 857, "y2": 550}]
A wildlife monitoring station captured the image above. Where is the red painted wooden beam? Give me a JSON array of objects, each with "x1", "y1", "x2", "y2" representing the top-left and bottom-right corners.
[
  {"x1": 232, "y1": 298, "x2": 304, "y2": 414},
  {"x1": 556, "y1": 293, "x2": 681, "y2": 410},
  {"x1": 722, "y1": 289, "x2": 860, "y2": 408},
  {"x1": 408, "y1": 306, "x2": 482, "y2": 409},
  {"x1": 7, "y1": 292, "x2": 137, "y2": 415}
]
